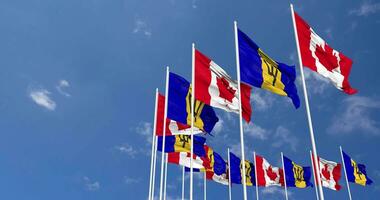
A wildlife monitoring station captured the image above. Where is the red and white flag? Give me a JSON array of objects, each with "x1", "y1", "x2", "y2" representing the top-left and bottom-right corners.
[
  {"x1": 167, "y1": 152, "x2": 204, "y2": 169},
  {"x1": 318, "y1": 157, "x2": 342, "y2": 190},
  {"x1": 255, "y1": 154, "x2": 284, "y2": 187},
  {"x1": 194, "y1": 49, "x2": 252, "y2": 122},
  {"x1": 155, "y1": 93, "x2": 202, "y2": 136},
  {"x1": 294, "y1": 12, "x2": 357, "y2": 95}
]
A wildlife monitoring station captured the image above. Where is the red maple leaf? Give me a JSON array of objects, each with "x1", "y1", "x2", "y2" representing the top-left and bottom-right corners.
[
  {"x1": 321, "y1": 164, "x2": 331, "y2": 180},
  {"x1": 266, "y1": 166, "x2": 278, "y2": 181}
]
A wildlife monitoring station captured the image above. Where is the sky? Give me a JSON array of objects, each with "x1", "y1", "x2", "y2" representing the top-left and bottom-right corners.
[{"x1": 0, "y1": 0, "x2": 379, "y2": 199}]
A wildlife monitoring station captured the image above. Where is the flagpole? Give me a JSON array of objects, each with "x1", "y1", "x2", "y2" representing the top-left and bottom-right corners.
[
  {"x1": 290, "y1": 4, "x2": 324, "y2": 200},
  {"x1": 163, "y1": 154, "x2": 168, "y2": 200},
  {"x1": 190, "y1": 43, "x2": 195, "y2": 200},
  {"x1": 228, "y1": 148, "x2": 232, "y2": 200},
  {"x1": 310, "y1": 150, "x2": 319, "y2": 200},
  {"x1": 233, "y1": 20, "x2": 248, "y2": 200},
  {"x1": 182, "y1": 166, "x2": 185, "y2": 200},
  {"x1": 253, "y1": 151, "x2": 259, "y2": 200},
  {"x1": 340, "y1": 146, "x2": 353, "y2": 200},
  {"x1": 204, "y1": 172, "x2": 207, "y2": 200},
  {"x1": 159, "y1": 67, "x2": 170, "y2": 200},
  {"x1": 281, "y1": 152, "x2": 289, "y2": 200},
  {"x1": 149, "y1": 89, "x2": 159, "y2": 200},
  {"x1": 152, "y1": 136, "x2": 158, "y2": 200}
]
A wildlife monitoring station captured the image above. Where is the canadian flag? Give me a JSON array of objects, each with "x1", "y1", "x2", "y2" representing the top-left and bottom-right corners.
[
  {"x1": 255, "y1": 154, "x2": 284, "y2": 187},
  {"x1": 167, "y1": 152, "x2": 204, "y2": 169},
  {"x1": 155, "y1": 93, "x2": 202, "y2": 136},
  {"x1": 312, "y1": 156, "x2": 342, "y2": 191},
  {"x1": 194, "y1": 49, "x2": 252, "y2": 122},
  {"x1": 294, "y1": 12, "x2": 357, "y2": 95}
]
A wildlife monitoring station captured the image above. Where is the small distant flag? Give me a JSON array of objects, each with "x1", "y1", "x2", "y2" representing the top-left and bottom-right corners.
[
  {"x1": 155, "y1": 93, "x2": 202, "y2": 136},
  {"x1": 255, "y1": 154, "x2": 284, "y2": 187},
  {"x1": 294, "y1": 12, "x2": 357, "y2": 94},
  {"x1": 229, "y1": 152, "x2": 255, "y2": 186},
  {"x1": 167, "y1": 152, "x2": 204, "y2": 169},
  {"x1": 342, "y1": 150, "x2": 373, "y2": 186},
  {"x1": 314, "y1": 156, "x2": 342, "y2": 191},
  {"x1": 157, "y1": 135, "x2": 206, "y2": 157},
  {"x1": 194, "y1": 49, "x2": 252, "y2": 122},
  {"x1": 238, "y1": 29, "x2": 300, "y2": 108},
  {"x1": 283, "y1": 155, "x2": 313, "y2": 188},
  {"x1": 167, "y1": 72, "x2": 219, "y2": 133}
]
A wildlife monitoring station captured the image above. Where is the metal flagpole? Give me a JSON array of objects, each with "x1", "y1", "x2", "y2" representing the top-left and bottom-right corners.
[
  {"x1": 182, "y1": 166, "x2": 185, "y2": 200},
  {"x1": 149, "y1": 89, "x2": 159, "y2": 200},
  {"x1": 309, "y1": 150, "x2": 320, "y2": 200},
  {"x1": 152, "y1": 136, "x2": 158, "y2": 200},
  {"x1": 159, "y1": 67, "x2": 170, "y2": 200},
  {"x1": 204, "y1": 171, "x2": 207, "y2": 200},
  {"x1": 233, "y1": 20, "x2": 248, "y2": 200},
  {"x1": 228, "y1": 148, "x2": 232, "y2": 200},
  {"x1": 190, "y1": 43, "x2": 195, "y2": 200},
  {"x1": 281, "y1": 152, "x2": 289, "y2": 200},
  {"x1": 253, "y1": 151, "x2": 259, "y2": 200},
  {"x1": 290, "y1": 4, "x2": 325, "y2": 200},
  {"x1": 340, "y1": 146, "x2": 353, "y2": 200},
  {"x1": 163, "y1": 154, "x2": 168, "y2": 200}
]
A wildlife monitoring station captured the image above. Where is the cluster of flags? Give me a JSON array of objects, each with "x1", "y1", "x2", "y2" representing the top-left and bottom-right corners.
[{"x1": 147, "y1": 4, "x2": 372, "y2": 200}]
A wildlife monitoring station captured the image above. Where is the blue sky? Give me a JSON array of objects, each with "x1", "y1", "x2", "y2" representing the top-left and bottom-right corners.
[{"x1": 0, "y1": 0, "x2": 379, "y2": 199}]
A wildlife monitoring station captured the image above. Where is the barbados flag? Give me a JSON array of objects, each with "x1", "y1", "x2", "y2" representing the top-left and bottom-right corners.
[
  {"x1": 229, "y1": 152, "x2": 255, "y2": 186},
  {"x1": 283, "y1": 155, "x2": 312, "y2": 188},
  {"x1": 238, "y1": 29, "x2": 300, "y2": 108},
  {"x1": 168, "y1": 72, "x2": 219, "y2": 133},
  {"x1": 342, "y1": 150, "x2": 373, "y2": 186},
  {"x1": 157, "y1": 135, "x2": 206, "y2": 157}
]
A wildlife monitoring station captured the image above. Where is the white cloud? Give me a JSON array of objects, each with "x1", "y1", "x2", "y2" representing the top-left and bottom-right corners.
[
  {"x1": 83, "y1": 176, "x2": 100, "y2": 191},
  {"x1": 115, "y1": 143, "x2": 138, "y2": 158},
  {"x1": 136, "y1": 122, "x2": 153, "y2": 144},
  {"x1": 328, "y1": 96, "x2": 380, "y2": 135},
  {"x1": 251, "y1": 89, "x2": 279, "y2": 112},
  {"x1": 350, "y1": 1, "x2": 380, "y2": 16},
  {"x1": 192, "y1": 0, "x2": 198, "y2": 9},
  {"x1": 212, "y1": 119, "x2": 224, "y2": 135},
  {"x1": 56, "y1": 79, "x2": 71, "y2": 97},
  {"x1": 29, "y1": 88, "x2": 56, "y2": 111},
  {"x1": 133, "y1": 19, "x2": 152, "y2": 37},
  {"x1": 124, "y1": 177, "x2": 141, "y2": 184},
  {"x1": 244, "y1": 123, "x2": 269, "y2": 140},
  {"x1": 324, "y1": 28, "x2": 333, "y2": 39},
  {"x1": 272, "y1": 126, "x2": 298, "y2": 152},
  {"x1": 301, "y1": 69, "x2": 330, "y2": 95},
  {"x1": 261, "y1": 186, "x2": 292, "y2": 197}
]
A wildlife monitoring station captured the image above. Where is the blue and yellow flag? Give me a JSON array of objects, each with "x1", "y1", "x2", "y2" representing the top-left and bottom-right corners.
[
  {"x1": 238, "y1": 29, "x2": 300, "y2": 108},
  {"x1": 229, "y1": 152, "x2": 255, "y2": 186},
  {"x1": 168, "y1": 72, "x2": 219, "y2": 133},
  {"x1": 283, "y1": 155, "x2": 312, "y2": 188},
  {"x1": 157, "y1": 135, "x2": 206, "y2": 157},
  {"x1": 342, "y1": 150, "x2": 373, "y2": 186}
]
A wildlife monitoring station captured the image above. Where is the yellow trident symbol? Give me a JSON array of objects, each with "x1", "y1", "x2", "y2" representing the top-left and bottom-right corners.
[
  {"x1": 178, "y1": 135, "x2": 190, "y2": 148},
  {"x1": 293, "y1": 163, "x2": 306, "y2": 188}
]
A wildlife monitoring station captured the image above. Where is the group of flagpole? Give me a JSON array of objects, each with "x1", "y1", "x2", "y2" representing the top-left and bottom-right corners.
[
  {"x1": 148, "y1": 5, "x2": 342, "y2": 200},
  {"x1": 290, "y1": 4, "x2": 325, "y2": 200}
]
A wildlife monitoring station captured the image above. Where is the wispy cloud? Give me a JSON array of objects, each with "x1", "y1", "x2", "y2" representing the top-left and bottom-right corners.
[
  {"x1": 133, "y1": 19, "x2": 152, "y2": 37},
  {"x1": 349, "y1": 1, "x2": 380, "y2": 16},
  {"x1": 83, "y1": 176, "x2": 100, "y2": 191},
  {"x1": 136, "y1": 122, "x2": 153, "y2": 144},
  {"x1": 251, "y1": 90, "x2": 275, "y2": 111},
  {"x1": 244, "y1": 123, "x2": 269, "y2": 140},
  {"x1": 272, "y1": 126, "x2": 298, "y2": 152},
  {"x1": 192, "y1": 0, "x2": 198, "y2": 9},
  {"x1": 261, "y1": 186, "x2": 292, "y2": 197},
  {"x1": 213, "y1": 119, "x2": 224, "y2": 136},
  {"x1": 56, "y1": 79, "x2": 71, "y2": 97},
  {"x1": 302, "y1": 69, "x2": 330, "y2": 95},
  {"x1": 124, "y1": 177, "x2": 141, "y2": 184},
  {"x1": 328, "y1": 96, "x2": 380, "y2": 135},
  {"x1": 29, "y1": 88, "x2": 56, "y2": 111},
  {"x1": 114, "y1": 143, "x2": 138, "y2": 158}
]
